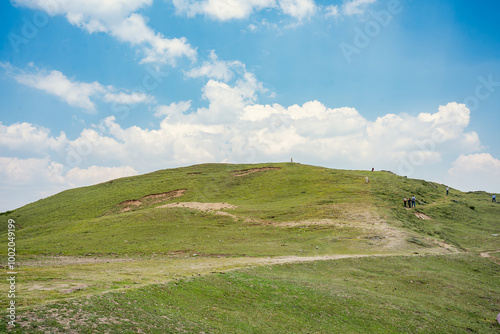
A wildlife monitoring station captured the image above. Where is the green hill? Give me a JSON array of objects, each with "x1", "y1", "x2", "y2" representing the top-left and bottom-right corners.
[{"x1": 1, "y1": 163, "x2": 499, "y2": 333}]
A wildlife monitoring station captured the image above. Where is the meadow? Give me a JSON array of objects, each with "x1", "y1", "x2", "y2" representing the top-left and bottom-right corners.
[{"x1": 1, "y1": 163, "x2": 499, "y2": 332}]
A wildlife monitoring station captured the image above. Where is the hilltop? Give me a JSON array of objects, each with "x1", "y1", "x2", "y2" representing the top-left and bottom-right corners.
[
  {"x1": 1, "y1": 163, "x2": 499, "y2": 333},
  {"x1": 3, "y1": 163, "x2": 498, "y2": 255}
]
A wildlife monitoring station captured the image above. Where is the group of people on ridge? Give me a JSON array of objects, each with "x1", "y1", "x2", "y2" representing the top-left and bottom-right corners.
[{"x1": 403, "y1": 196, "x2": 416, "y2": 208}]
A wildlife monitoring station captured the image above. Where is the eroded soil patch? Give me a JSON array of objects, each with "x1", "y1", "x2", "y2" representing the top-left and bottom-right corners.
[
  {"x1": 158, "y1": 202, "x2": 237, "y2": 212},
  {"x1": 111, "y1": 189, "x2": 187, "y2": 213},
  {"x1": 414, "y1": 212, "x2": 432, "y2": 220}
]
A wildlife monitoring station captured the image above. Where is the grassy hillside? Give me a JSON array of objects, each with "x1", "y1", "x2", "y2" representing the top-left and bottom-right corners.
[
  {"x1": 2, "y1": 163, "x2": 498, "y2": 255},
  {"x1": 1, "y1": 163, "x2": 499, "y2": 333}
]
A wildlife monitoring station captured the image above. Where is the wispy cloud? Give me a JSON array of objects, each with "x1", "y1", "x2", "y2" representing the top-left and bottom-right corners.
[
  {"x1": 278, "y1": 0, "x2": 316, "y2": 20},
  {"x1": 2, "y1": 63, "x2": 155, "y2": 112},
  {"x1": 172, "y1": 0, "x2": 317, "y2": 21},
  {"x1": 172, "y1": 0, "x2": 276, "y2": 21},
  {"x1": 12, "y1": 0, "x2": 196, "y2": 65},
  {"x1": 342, "y1": 0, "x2": 377, "y2": 16},
  {"x1": 186, "y1": 50, "x2": 245, "y2": 82},
  {"x1": 324, "y1": 5, "x2": 340, "y2": 18}
]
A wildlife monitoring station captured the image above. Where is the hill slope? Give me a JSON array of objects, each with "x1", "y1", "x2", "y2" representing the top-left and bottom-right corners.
[
  {"x1": 2, "y1": 163, "x2": 498, "y2": 256},
  {"x1": 1, "y1": 163, "x2": 499, "y2": 333}
]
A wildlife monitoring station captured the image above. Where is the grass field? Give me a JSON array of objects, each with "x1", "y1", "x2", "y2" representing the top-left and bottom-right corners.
[{"x1": 1, "y1": 163, "x2": 499, "y2": 332}]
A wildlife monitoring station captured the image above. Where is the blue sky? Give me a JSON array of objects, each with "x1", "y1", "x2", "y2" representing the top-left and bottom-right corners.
[{"x1": 1, "y1": 0, "x2": 499, "y2": 211}]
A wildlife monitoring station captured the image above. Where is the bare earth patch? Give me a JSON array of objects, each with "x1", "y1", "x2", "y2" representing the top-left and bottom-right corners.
[
  {"x1": 414, "y1": 212, "x2": 432, "y2": 220},
  {"x1": 114, "y1": 189, "x2": 187, "y2": 213},
  {"x1": 119, "y1": 200, "x2": 142, "y2": 206},
  {"x1": 158, "y1": 202, "x2": 237, "y2": 211},
  {"x1": 480, "y1": 250, "x2": 500, "y2": 265}
]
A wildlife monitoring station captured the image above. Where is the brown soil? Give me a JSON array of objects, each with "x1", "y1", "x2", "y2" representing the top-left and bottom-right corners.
[
  {"x1": 231, "y1": 167, "x2": 281, "y2": 177},
  {"x1": 158, "y1": 202, "x2": 237, "y2": 211},
  {"x1": 114, "y1": 189, "x2": 187, "y2": 213},
  {"x1": 480, "y1": 250, "x2": 500, "y2": 265},
  {"x1": 119, "y1": 200, "x2": 142, "y2": 206},
  {"x1": 414, "y1": 212, "x2": 432, "y2": 220},
  {"x1": 142, "y1": 189, "x2": 186, "y2": 201}
]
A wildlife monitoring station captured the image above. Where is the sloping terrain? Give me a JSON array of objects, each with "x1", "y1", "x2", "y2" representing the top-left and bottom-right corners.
[{"x1": 1, "y1": 163, "x2": 499, "y2": 333}]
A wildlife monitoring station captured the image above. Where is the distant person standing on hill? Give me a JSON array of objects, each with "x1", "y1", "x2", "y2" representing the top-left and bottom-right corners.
[
  {"x1": 446, "y1": 187, "x2": 449, "y2": 196},
  {"x1": 493, "y1": 194, "x2": 497, "y2": 203},
  {"x1": 412, "y1": 195, "x2": 416, "y2": 207},
  {"x1": 404, "y1": 197, "x2": 407, "y2": 207}
]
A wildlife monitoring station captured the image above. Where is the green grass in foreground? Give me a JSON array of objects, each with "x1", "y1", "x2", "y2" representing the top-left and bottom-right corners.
[{"x1": 5, "y1": 254, "x2": 499, "y2": 333}]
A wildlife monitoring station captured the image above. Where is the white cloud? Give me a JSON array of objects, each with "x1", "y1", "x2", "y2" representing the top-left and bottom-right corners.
[
  {"x1": 172, "y1": 0, "x2": 276, "y2": 21},
  {"x1": 103, "y1": 91, "x2": 154, "y2": 105},
  {"x1": 0, "y1": 156, "x2": 138, "y2": 210},
  {"x1": 278, "y1": 0, "x2": 316, "y2": 20},
  {"x1": 449, "y1": 153, "x2": 500, "y2": 176},
  {"x1": 172, "y1": 0, "x2": 318, "y2": 21},
  {"x1": 68, "y1": 101, "x2": 482, "y2": 173},
  {"x1": 194, "y1": 72, "x2": 265, "y2": 124},
  {"x1": 154, "y1": 101, "x2": 191, "y2": 118},
  {"x1": 325, "y1": 5, "x2": 339, "y2": 18},
  {"x1": 11, "y1": 0, "x2": 152, "y2": 32},
  {"x1": 111, "y1": 13, "x2": 197, "y2": 65},
  {"x1": 12, "y1": 0, "x2": 196, "y2": 65},
  {"x1": 186, "y1": 50, "x2": 245, "y2": 82},
  {"x1": 248, "y1": 23, "x2": 258, "y2": 31},
  {"x1": 65, "y1": 165, "x2": 139, "y2": 187},
  {"x1": 1, "y1": 95, "x2": 481, "y2": 174},
  {"x1": 3, "y1": 63, "x2": 154, "y2": 112},
  {"x1": 342, "y1": 0, "x2": 376, "y2": 16},
  {"x1": 0, "y1": 157, "x2": 61, "y2": 184},
  {"x1": 447, "y1": 153, "x2": 500, "y2": 192},
  {"x1": 12, "y1": 68, "x2": 106, "y2": 113},
  {"x1": 0, "y1": 122, "x2": 67, "y2": 154},
  {"x1": 0, "y1": 95, "x2": 490, "y2": 210}
]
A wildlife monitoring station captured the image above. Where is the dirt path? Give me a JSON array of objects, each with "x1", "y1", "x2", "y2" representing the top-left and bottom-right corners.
[
  {"x1": 157, "y1": 202, "x2": 237, "y2": 211},
  {"x1": 480, "y1": 250, "x2": 500, "y2": 264}
]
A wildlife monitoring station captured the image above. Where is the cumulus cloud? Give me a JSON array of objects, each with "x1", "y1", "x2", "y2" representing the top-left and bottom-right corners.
[
  {"x1": 0, "y1": 156, "x2": 138, "y2": 210},
  {"x1": 0, "y1": 94, "x2": 490, "y2": 210},
  {"x1": 12, "y1": 0, "x2": 196, "y2": 65},
  {"x1": 0, "y1": 122, "x2": 67, "y2": 155},
  {"x1": 65, "y1": 165, "x2": 139, "y2": 187},
  {"x1": 2, "y1": 63, "x2": 154, "y2": 112},
  {"x1": 154, "y1": 101, "x2": 191, "y2": 118},
  {"x1": 447, "y1": 153, "x2": 500, "y2": 192},
  {"x1": 194, "y1": 72, "x2": 266, "y2": 124},
  {"x1": 1, "y1": 94, "x2": 482, "y2": 174},
  {"x1": 449, "y1": 153, "x2": 500, "y2": 176}
]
